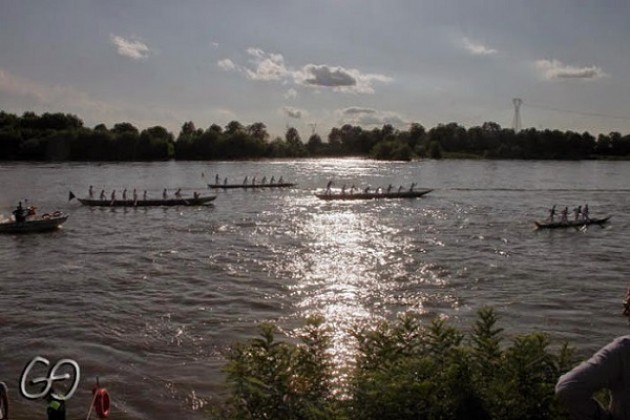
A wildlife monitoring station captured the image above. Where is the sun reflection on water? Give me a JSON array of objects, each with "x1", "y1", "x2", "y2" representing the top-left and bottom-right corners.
[{"x1": 284, "y1": 204, "x2": 436, "y2": 387}]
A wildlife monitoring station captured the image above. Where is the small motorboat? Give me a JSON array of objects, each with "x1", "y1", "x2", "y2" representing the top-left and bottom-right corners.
[{"x1": 0, "y1": 211, "x2": 69, "y2": 233}]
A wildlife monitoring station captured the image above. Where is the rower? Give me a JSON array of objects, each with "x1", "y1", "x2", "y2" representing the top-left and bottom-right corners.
[
  {"x1": 549, "y1": 205, "x2": 556, "y2": 222},
  {"x1": 341, "y1": 184, "x2": 347, "y2": 194},
  {"x1": 243, "y1": 176, "x2": 248, "y2": 185},
  {"x1": 223, "y1": 177, "x2": 228, "y2": 185},
  {"x1": 133, "y1": 189, "x2": 138, "y2": 202},
  {"x1": 215, "y1": 174, "x2": 220, "y2": 184},
  {"x1": 100, "y1": 190, "x2": 106, "y2": 200},
  {"x1": 326, "y1": 180, "x2": 333, "y2": 193},
  {"x1": 12, "y1": 201, "x2": 26, "y2": 223},
  {"x1": 163, "y1": 188, "x2": 167, "y2": 199},
  {"x1": 261, "y1": 176, "x2": 267, "y2": 185},
  {"x1": 175, "y1": 188, "x2": 182, "y2": 198},
  {"x1": 111, "y1": 190, "x2": 116, "y2": 201},
  {"x1": 573, "y1": 205, "x2": 582, "y2": 221},
  {"x1": 252, "y1": 176, "x2": 256, "y2": 185},
  {"x1": 270, "y1": 176, "x2": 275, "y2": 184},
  {"x1": 89, "y1": 185, "x2": 94, "y2": 198},
  {"x1": 122, "y1": 189, "x2": 127, "y2": 200},
  {"x1": 560, "y1": 207, "x2": 569, "y2": 223},
  {"x1": 583, "y1": 204, "x2": 590, "y2": 221},
  {"x1": 387, "y1": 184, "x2": 393, "y2": 193},
  {"x1": 409, "y1": 183, "x2": 416, "y2": 192},
  {"x1": 350, "y1": 184, "x2": 356, "y2": 194},
  {"x1": 364, "y1": 186, "x2": 370, "y2": 193},
  {"x1": 278, "y1": 176, "x2": 284, "y2": 183},
  {"x1": 398, "y1": 185, "x2": 403, "y2": 193},
  {"x1": 193, "y1": 191, "x2": 200, "y2": 199},
  {"x1": 143, "y1": 190, "x2": 147, "y2": 200}
]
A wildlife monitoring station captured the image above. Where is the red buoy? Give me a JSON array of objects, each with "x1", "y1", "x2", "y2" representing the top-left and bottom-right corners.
[{"x1": 92, "y1": 387, "x2": 110, "y2": 418}]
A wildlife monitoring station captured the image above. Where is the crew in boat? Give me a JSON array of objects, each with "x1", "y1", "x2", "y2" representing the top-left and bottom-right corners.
[
  {"x1": 583, "y1": 204, "x2": 590, "y2": 221},
  {"x1": 100, "y1": 190, "x2": 106, "y2": 200},
  {"x1": 89, "y1": 185, "x2": 94, "y2": 198},
  {"x1": 12, "y1": 201, "x2": 26, "y2": 223},
  {"x1": 548, "y1": 205, "x2": 556, "y2": 222},
  {"x1": 163, "y1": 189, "x2": 168, "y2": 199},
  {"x1": 560, "y1": 206, "x2": 569, "y2": 223},
  {"x1": 175, "y1": 188, "x2": 182, "y2": 198}
]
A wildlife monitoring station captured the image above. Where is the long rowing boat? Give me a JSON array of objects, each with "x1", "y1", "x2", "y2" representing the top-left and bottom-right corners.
[
  {"x1": 0, "y1": 213, "x2": 68, "y2": 233},
  {"x1": 315, "y1": 189, "x2": 433, "y2": 201},
  {"x1": 70, "y1": 192, "x2": 216, "y2": 207},
  {"x1": 534, "y1": 216, "x2": 611, "y2": 229},
  {"x1": 208, "y1": 183, "x2": 296, "y2": 189}
]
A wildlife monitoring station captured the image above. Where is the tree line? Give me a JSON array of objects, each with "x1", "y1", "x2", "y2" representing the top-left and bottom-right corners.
[{"x1": 1, "y1": 110, "x2": 630, "y2": 161}]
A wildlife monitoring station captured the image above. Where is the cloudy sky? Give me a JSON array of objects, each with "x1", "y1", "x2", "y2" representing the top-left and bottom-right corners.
[{"x1": 2, "y1": 0, "x2": 630, "y2": 138}]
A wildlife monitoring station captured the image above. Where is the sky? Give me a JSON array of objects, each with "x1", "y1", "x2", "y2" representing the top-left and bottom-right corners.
[{"x1": 1, "y1": 0, "x2": 630, "y2": 139}]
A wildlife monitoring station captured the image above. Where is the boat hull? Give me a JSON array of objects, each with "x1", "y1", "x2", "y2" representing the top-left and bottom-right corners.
[
  {"x1": 534, "y1": 216, "x2": 611, "y2": 229},
  {"x1": 76, "y1": 196, "x2": 216, "y2": 207},
  {"x1": 0, "y1": 215, "x2": 68, "y2": 233},
  {"x1": 208, "y1": 183, "x2": 295, "y2": 189},
  {"x1": 315, "y1": 189, "x2": 433, "y2": 200}
]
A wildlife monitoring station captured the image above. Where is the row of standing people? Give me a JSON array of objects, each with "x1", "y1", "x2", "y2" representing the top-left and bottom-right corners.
[
  {"x1": 88, "y1": 186, "x2": 200, "y2": 201},
  {"x1": 548, "y1": 204, "x2": 590, "y2": 223},
  {"x1": 214, "y1": 174, "x2": 284, "y2": 185},
  {"x1": 325, "y1": 181, "x2": 418, "y2": 194}
]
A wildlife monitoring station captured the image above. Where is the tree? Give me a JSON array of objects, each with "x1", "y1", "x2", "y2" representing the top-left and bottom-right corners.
[{"x1": 285, "y1": 127, "x2": 306, "y2": 157}]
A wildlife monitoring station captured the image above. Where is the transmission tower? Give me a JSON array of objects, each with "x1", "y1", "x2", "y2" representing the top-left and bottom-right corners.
[{"x1": 512, "y1": 98, "x2": 522, "y2": 132}]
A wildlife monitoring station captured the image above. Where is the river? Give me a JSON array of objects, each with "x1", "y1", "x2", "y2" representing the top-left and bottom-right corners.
[{"x1": 1, "y1": 158, "x2": 629, "y2": 419}]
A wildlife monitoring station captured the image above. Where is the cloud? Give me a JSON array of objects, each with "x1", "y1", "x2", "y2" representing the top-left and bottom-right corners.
[
  {"x1": 244, "y1": 48, "x2": 289, "y2": 81},
  {"x1": 337, "y1": 107, "x2": 407, "y2": 127},
  {"x1": 284, "y1": 88, "x2": 297, "y2": 99},
  {"x1": 282, "y1": 106, "x2": 305, "y2": 119},
  {"x1": 218, "y1": 58, "x2": 236, "y2": 71},
  {"x1": 462, "y1": 37, "x2": 497, "y2": 56},
  {"x1": 110, "y1": 34, "x2": 151, "y2": 60},
  {"x1": 218, "y1": 48, "x2": 392, "y2": 94},
  {"x1": 294, "y1": 64, "x2": 392, "y2": 94},
  {"x1": 0, "y1": 68, "x2": 111, "y2": 112},
  {"x1": 535, "y1": 59, "x2": 606, "y2": 80}
]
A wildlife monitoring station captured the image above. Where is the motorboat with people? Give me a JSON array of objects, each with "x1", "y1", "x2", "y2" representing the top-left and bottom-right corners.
[{"x1": 0, "y1": 203, "x2": 68, "y2": 233}]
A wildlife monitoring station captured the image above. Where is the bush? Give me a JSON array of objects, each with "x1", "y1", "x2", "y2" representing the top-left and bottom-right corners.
[{"x1": 213, "y1": 308, "x2": 575, "y2": 419}]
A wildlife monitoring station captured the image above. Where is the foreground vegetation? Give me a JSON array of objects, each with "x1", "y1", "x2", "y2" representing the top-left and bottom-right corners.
[
  {"x1": 2, "y1": 110, "x2": 630, "y2": 161},
  {"x1": 210, "y1": 308, "x2": 577, "y2": 419}
]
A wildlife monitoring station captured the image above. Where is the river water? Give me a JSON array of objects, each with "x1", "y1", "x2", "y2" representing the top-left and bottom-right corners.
[{"x1": 0, "y1": 159, "x2": 629, "y2": 419}]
